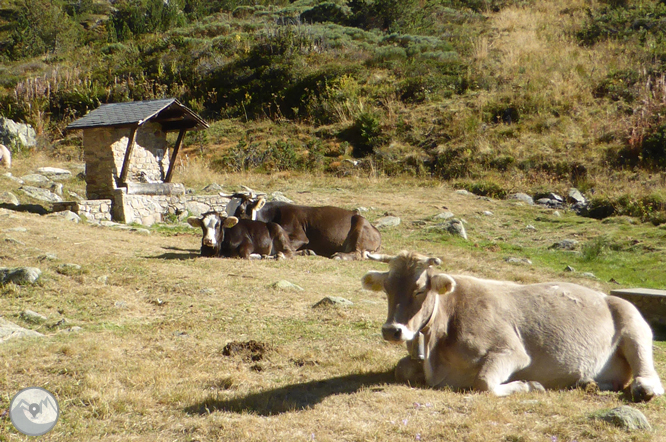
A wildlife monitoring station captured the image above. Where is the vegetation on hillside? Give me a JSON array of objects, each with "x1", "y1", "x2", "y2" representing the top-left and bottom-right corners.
[{"x1": 0, "y1": 0, "x2": 665, "y2": 222}]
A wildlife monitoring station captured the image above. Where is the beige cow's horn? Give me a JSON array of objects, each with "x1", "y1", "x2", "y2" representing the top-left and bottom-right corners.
[{"x1": 366, "y1": 253, "x2": 395, "y2": 263}]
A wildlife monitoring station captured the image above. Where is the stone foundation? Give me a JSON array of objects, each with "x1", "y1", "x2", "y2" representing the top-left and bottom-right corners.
[
  {"x1": 52, "y1": 200, "x2": 113, "y2": 222},
  {"x1": 53, "y1": 194, "x2": 230, "y2": 226}
]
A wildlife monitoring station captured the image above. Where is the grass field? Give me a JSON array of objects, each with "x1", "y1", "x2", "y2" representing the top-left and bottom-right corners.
[{"x1": 1, "y1": 158, "x2": 665, "y2": 441}]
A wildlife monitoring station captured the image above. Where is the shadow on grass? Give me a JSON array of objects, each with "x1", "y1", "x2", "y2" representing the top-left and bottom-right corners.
[
  {"x1": 185, "y1": 370, "x2": 396, "y2": 416},
  {"x1": 0, "y1": 203, "x2": 48, "y2": 215},
  {"x1": 146, "y1": 252, "x2": 198, "y2": 260}
]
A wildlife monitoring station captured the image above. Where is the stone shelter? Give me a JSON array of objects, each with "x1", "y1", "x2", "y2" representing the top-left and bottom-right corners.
[{"x1": 59, "y1": 98, "x2": 228, "y2": 225}]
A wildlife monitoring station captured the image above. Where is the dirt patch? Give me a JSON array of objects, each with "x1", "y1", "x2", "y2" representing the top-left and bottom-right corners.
[{"x1": 222, "y1": 340, "x2": 271, "y2": 362}]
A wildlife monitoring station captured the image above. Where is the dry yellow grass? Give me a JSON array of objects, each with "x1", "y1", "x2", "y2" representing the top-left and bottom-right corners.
[{"x1": 1, "y1": 163, "x2": 665, "y2": 441}]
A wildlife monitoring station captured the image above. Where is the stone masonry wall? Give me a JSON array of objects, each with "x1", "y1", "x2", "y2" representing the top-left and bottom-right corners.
[
  {"x1": 115, "y1": 193, "x2": 230, "y2": 226},
  {"x1": 83, "y1": 122, "x2": 169, "y2": 199}
]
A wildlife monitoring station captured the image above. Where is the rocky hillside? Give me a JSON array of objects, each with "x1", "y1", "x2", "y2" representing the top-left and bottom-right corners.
[{"x1": 0, "y1": 0, "x2": 665, "y2": 223}]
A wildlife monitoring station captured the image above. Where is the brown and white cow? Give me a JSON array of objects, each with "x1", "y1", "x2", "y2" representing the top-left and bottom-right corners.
[
  {"x1": 227, "y1": 193, "x2": 381, "y2": 260},
  {"x1": 362, "y1": 251, "x2": 664, "y2": 401},
  {"x1": 0, "y1": 144, "x2": 11, "y2": 168},
  {"x1": 187, "y1": 212, "x2": 294, "y2": 259}
]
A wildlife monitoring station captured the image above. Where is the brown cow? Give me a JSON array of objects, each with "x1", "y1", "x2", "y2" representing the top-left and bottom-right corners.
[
  {"x1": 187, "y1": 212, "x2": 294, "y2": 259},
  {"x1": 228, "y1": 194, "x2": 381, "y2": 260},
  {"x1": 362, "y1": 251, "x2": 664, "y2": 401}
]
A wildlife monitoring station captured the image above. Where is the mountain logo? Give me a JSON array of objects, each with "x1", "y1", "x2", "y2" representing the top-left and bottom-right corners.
[{"x1": 9, "y1": 387, "x2": 60, "y2": 436}]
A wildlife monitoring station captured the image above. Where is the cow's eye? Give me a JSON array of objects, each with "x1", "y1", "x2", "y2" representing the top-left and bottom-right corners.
[{"x1": 414, "y1": 289, "x2": 427, "y2": 299}]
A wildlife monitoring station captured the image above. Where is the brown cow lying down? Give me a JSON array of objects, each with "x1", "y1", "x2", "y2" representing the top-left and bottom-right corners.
[
  {"x1": 227, "y1": 194, "x2": 381, "y2": 260},
  {"x1": 187, "y1": 212, "x2": 294, "y2": 259},
  {"x1": 362, "y1": 251, "x2": 664, "y2": 401}
]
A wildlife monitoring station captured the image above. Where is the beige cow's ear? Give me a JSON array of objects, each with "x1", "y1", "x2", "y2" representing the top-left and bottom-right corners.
[
  {"x1": 362, "y1": 271, "x2": 387, "y2": 292},
  {"x1": 187, "y1": 217, "x2": 202, "y2": 228},
  {"x1": 431, "y1": 273, "x2": 456, "y2": 295},
  {"x1": 223, "y1": 216, "x2": 239, "y2": 228}
]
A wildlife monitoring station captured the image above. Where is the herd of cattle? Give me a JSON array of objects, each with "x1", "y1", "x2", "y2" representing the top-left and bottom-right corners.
[{"x1": 187, "y1": 193, "x2": 664, "y2": 401}]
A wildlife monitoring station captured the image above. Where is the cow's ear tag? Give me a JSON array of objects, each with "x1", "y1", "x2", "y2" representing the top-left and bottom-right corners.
[
  {"x1": 223, "y1": 216, "x2": 239, "y2": 228},
  {"x1": 361, "y1": 271, "x2": 387, "y2": 292},
  {"x1": 187, "y1": 217, "x2": 202, "y2": 228},
  {"x1": 431, "y1": 274, "x2": 455, "y2": 295}
]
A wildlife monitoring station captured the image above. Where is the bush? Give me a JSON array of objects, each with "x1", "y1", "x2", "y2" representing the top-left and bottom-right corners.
[{"x1": 339, "y1": 111, "x2": 384, "y2": 158}]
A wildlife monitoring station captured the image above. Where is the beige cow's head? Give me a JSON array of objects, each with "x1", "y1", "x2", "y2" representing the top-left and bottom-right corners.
[{"x1": 362, "y1": 251, "x2": 455, "y2": 342}]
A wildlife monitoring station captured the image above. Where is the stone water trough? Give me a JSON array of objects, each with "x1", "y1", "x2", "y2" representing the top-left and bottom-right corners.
[
  {"x1": 59, "y1": 98, "x2": 228, "y2": 225},
  {"x1": 610, "y1": 288, "x2": 666, "y2": 332}
]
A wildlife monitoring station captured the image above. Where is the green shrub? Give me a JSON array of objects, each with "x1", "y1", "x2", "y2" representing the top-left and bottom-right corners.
[
  {"x1": 339, "y1": 111, "x2": 384, "y2": 158},
  {"x1": 581, "y1": 236, "x2": 608, "y2": 262},
  {"x1": 456, "y1": 180, "x2": 508, "y2": 199}
]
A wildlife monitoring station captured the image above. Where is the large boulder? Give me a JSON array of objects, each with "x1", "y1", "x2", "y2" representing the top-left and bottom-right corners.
[
  {"x1": 0, "y1": 318, "x2": 44, "y2": 343},
  {"x1": 19, "y1": 185, "x2": 63, "y2": 203},
  {"x1": 0, "y1": 117, "x2": 36, "y2": 149}
]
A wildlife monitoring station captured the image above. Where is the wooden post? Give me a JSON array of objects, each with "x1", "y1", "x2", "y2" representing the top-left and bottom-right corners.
[
  {"x1": 164, "y1": 128, "x2": 185, "y2": 183},
  {"x1": 118, "y1": 125, "x2": 138, "y2": 186}
]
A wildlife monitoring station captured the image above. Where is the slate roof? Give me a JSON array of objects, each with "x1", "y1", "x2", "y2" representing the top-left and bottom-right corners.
[{"x1": 65, "y1": 98, "x2": 208, "y2": 132}]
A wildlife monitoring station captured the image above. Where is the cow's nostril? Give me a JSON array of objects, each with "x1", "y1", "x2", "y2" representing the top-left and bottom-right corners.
[
  {"x1": 393, "y1": 328, "x2": 402, "y2": 340},
  {"x1": 382, "y1": 325, "x2": 402, "y2": 341}
]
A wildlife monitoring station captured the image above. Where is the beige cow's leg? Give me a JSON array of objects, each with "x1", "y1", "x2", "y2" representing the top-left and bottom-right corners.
[
  {"x1": 473, "y1": 348, "x2": 544, "y2": 396},
  {"x1": 606, "y1": 297, "x2": 664, "y2": 401}
]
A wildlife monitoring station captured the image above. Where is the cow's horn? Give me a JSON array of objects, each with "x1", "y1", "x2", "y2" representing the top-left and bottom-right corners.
[{"x1": 366, "y1": 253, "x2": 394, "y2": 263}]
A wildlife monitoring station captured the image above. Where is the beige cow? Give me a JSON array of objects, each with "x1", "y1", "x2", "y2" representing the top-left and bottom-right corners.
[
  {"x1": 0, "y1": 144, "x2": 10, "y2": 168},
  {"x1": 362, "y1": 251, "x2": 664, "y2": 401}
]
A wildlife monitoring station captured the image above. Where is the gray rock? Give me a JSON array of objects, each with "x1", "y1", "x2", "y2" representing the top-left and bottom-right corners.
[
  {"x1": 270, "y1": 191, "x2": 293, "y2": 203},
  {"x1": 313, "y1": 296, "x2": 353, "y2": 308},
  {"x1": 536, "y1": 198, "x2": 564, "y2": 209},
  {"x1": 374, "y1": 216, "x2": 401, "y2": 229},
  {"x1": 507, "y1": 193, "x2": 534, "y2": 205},
  {"x1": 37, "y1": 167, "x2": 72, "y2": 180},
  {"x1": 19, "y1": 185, "x2": 63, "y2": 202},
  {"x1": 4, "y1": 172, "x2": 24, "y2": 184},
  {"x1": 56, "y1": 264, "x2": 82, "y2": 275},
  {"x1": 564, "y1": 265, "x2": 575, "y2": 272},
  {"x1": 64, "y1": 326, "x2": 83, "y2": 333},
  {"x1": 203, "y1": 183, "x2": 224, "y2": 193},
  {"x1": 4, "y1": 237, "x2": 25, "y2": 246},
  {"x1": 20, "y1": 309, "x2": 47, "y2": 323},
  {"x1": 100, "y1": 221, "x2": 121, "y2": 228},
  {"x1": 505, "y1": 257, "x2": 532, "y2": 265},
  {"x1": 0, "y1": 267, "x2": 41, "y2": 285},
  {"x1": 525, "y1": 225, "x2": 537, "y2": 232},
  {"x1": 114, "y1": 301, "x2": 128, "y2": 309},
  {"x1": 20, "y1": 174, "x2": 52, "y2": 186},
  {"x1": 550, "y1": 239, "x2": 579, "y2": 250},
  {"x1": 482, "y1": 211, "x2": 493, "y2": 216},
  {"x1": 130, "y1": 228, "x2": 151, "y2": 235},
  {"x1": 356, "y1": 206, "x2": 369, "y2": 213},
  {"x1": 5, "y1": 227, "x2": 26, "y2": 232},
  {"x1": 0, "y1": 318, "x2": 43, "y2": 343},
  {"x1": 48, "y1": 210, "x2": 81, "y2": 223},
  {"x1": 67, "y1": 191, "x2": 84, "y2": 202},
  {"x1": 567, "y1": 188, "x2": 586, "y2": 204},
  {"x1": 434, "y1": 211, "x2": 455, "y2": 220},
  {"x1": 0, "y1": 191, "x2": 19, "y2": 205},
  {"x1": 594, "y1": 406, "x2": 651, "y2": 431},
  {"x1": 0, "y1": 117, "x2": 37, "y2": 148},
  {"x1": 270, "y1": 280, "x2": 304, "y2": 291},
  {"x1": 444, "y1": 219, "x2": 468, "y2": 240},
  {"x1": 50, "y1": 182, "x2": 63, "y2": 196},
  {"x1": 200, "y1": 288, "x2": 216, "y2": 295},
  {"x1": 581, "y1": 272, "x2": 598, "y2": 279},
  {"x1": 37, "y1": 253, "x2": 58, "y2": 261},
  {"x1": 547, "y1": 192, "x2": 564, "y2": 202},
  {"x1": 185, "y1": 201, "x2": 211, "y2": 216},
  {"x1": 455, "y1": 189, "x2": 471, "y2": 196}
]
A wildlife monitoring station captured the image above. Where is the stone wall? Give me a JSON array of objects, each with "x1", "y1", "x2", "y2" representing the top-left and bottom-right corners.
[
  {"x1": 83, "y1": 122, "x2": 169, "y2": 199},
  {"x1": 112, "y1": 193, "x2": 230, "y2": 226},
  {"x1": 55, "y1": 194, "x2": 230, "y2": 226},
  {"x1": 52, "y1": 200, "x2": 113, "y2": 222}
]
